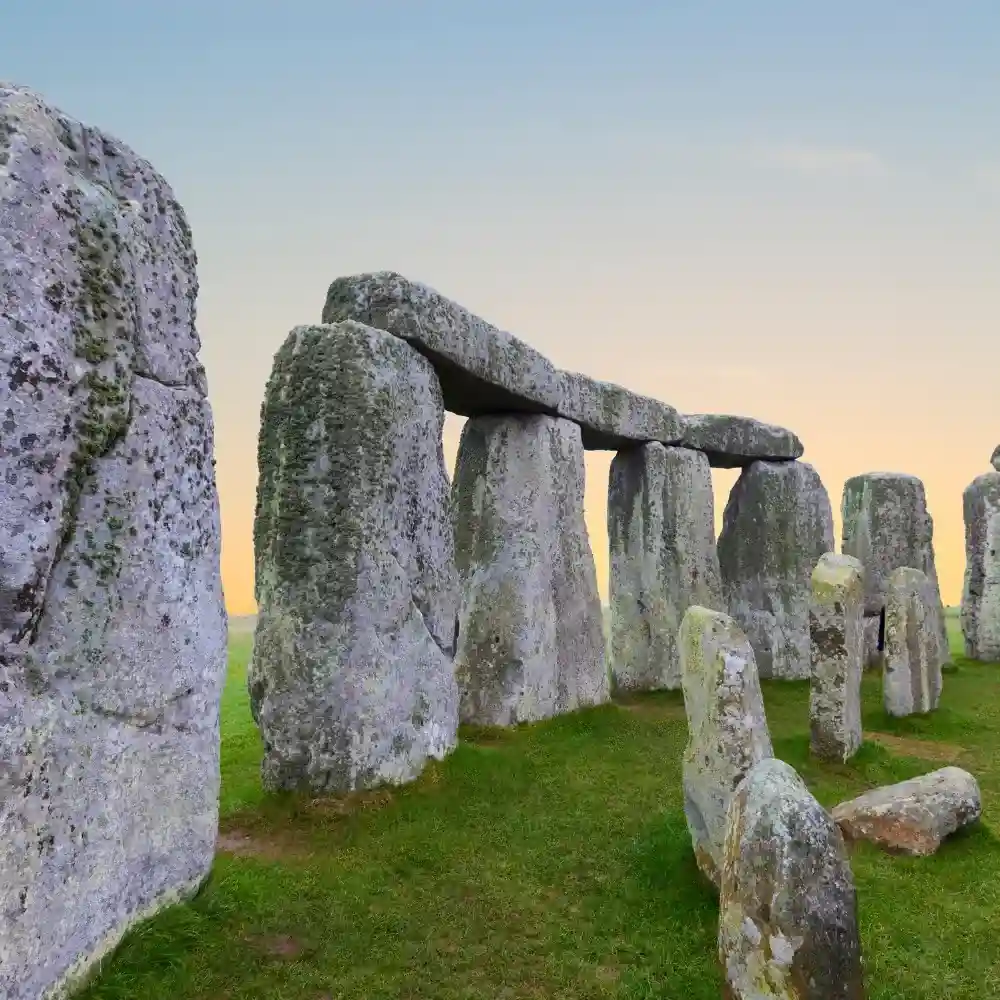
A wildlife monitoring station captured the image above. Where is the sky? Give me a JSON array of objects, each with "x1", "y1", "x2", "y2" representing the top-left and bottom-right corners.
[{"x1": 4, "y1": 1, "x2": 998, "y2": 613}]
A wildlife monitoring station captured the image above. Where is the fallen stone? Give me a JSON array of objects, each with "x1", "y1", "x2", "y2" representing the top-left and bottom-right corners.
[
  {"x1": 679, "y1": 606, "x2": 773, "y2": 887},
  {"x1": 608, "y1": 444, "x2": 722, "y2": 692},
  {"x1": 677, "y1": 413, "x2": 804, "y2": 468},
  {"x1": 841, "y1": 472, "x2": 949, "y2": 664},
  {"x1": 960, "y1": 472, "x2": 1000, "y2": 661},
  {"x1": 862, "y1": 614, "x2": 883, "y2": 669},
  {"x1": 719, "y1": 758, "x2": 864, "y2": 1000},
  {"x1": 831, "y1": 766, "x2": 982, "y2": 856},
  {"x1": 249, "y1": 322, "x2": 459, "y2": 792},
  {"x1": 992, "y1": 445, "x2": 1000, "y2": 473},
  {"x1": 883, "y1": 567, "x2": 944, "y2": 717},
  {"x1": 0, "y1": 84, "x2": 226, "y2": 1000},
  {"x1": 452, "y1": 414, "x2": 608, "y2": 725},
  {"x1": 717, "y1": 460, "x2": 835, "y2": 679},
  {"x1": 809, "y1": 553, "x2": 865, "y2": 763}
]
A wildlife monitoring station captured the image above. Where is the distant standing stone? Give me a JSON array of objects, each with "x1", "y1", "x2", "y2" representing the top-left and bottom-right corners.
[
  {"x1": 679, "y1": 606, "x2": 773, "y2": 887},
  {"x1": 809, "y1": 553, "x2": 865, "y2": 763},
  {"x1": 883, "y1": 567, "x2": 944, "y2": 717},
  {"x1": 960, "y1": 472, "x2": 1000, "y2": 661},
  {"x1": 831, "y1": 766, "x2": 982, "y2": 856},
  {"x1": 992, "y1": 445, "x2": 1000, "y2": 473},
  {"x1": 250, "y1": 322, "x2": 459, "y2": 793},
  {"x1": 452, "y1": 414, "x2": 608, "y2": 725},
  {"x1": 608, "y1": 444, "x2": 723, "y2": 692},
  {"x1": 719, "y1": 758, "x2": 864, "y2": 1000},
  {"x1": 717, "y1": 460, "x2": 835, "y2": 679},
  {"x1": 862, "y1": 614, "x2": 883, "y2": 670}
]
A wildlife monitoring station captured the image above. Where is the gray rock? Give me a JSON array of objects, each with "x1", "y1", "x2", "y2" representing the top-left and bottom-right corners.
[
  {"x1": 719, "y1": 758, "x2": 864, "y2": 1000},
  {"x1": 0, "y1": 84, "x2": 226, "y2": 1000},
  {"x1": 679, "y1": 606, "x2": 773, "y2": 887},
  {"x1": 717, "y1": 461, "x2": 835, "y2": 679},
  {"x1": 841, "y1": 472, "x2": 949, "y2": 663},
  {"x1": 678, "y1": 413, "x2": 804, "y2": 468},
  {"x1": 977, "y1": 510, "x2": 1000, "y2": 662},
  {"x1": 883, "y1": 567, "x2": 944, "y2": 717},
  {"x1": 960, "y1": 472, "x2": 1000, "y2": 661},
  {"x1": 249, "y1": 322, "x2": 459, "y2": 792},
  {"x1": 809, "y1": 553, "x2": 865, "y2": 763},
  {"x1": 992, "y1": 445, "x2": 1000, "y2": 473},
  {"x1": 862, "y1": 614, "x2": 883, "y2": 669},
  {"x1": 608, "y1": 444, "x2": 722, "y2": 691},
  {"x1": 452, "y1": 415, "x2": 608, "y2": 724},
  {"x1": 831, "y1": 766, "x2": 982, "y2": 856}
]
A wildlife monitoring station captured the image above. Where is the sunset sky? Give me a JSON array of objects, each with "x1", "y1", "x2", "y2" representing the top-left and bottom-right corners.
[{"x1": 5, "y1": 2, "x2": 998, "y2": 613}]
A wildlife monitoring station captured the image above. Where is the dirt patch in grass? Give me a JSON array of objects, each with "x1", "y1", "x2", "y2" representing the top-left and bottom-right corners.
[
  {"x1": 615, "y1": 698, "x2": 687, "y2": 722},
  {"x1": 303, "y1": 787, "x2": 396, "y2": 817},
  {"x1": 246, "y1": 933, "x2": 306, "y2": 959},
  {"x1": 865, "y1": 731, "x2": 966, "y2": 763},
  {"x1": 216, "y1": 827, "x2": 309, "y2": 862}
]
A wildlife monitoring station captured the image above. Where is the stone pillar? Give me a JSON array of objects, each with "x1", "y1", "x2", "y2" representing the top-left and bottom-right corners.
[
  {"x1": 961, "y1": 471, "x2": 1000, "y2": 660},
  {"x1": 250, "y1": 322, "x2": 459, "y2": 793},
  {"x1": 884, "y1": 567, "x2": 944, "y2": 717},
  {"x1": 452, "y1": 414, "x2": 608, "y2": 725},
  {"x1": 607, "y1": 443, "x2": 722, "y2": 692}
]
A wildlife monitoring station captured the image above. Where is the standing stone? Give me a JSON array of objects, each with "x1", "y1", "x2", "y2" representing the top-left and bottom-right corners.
[
  {"x1": 250, "y1": 322, "x2": 459, "y2": 793},
  {"x1": 883, "y1": 567, "x2": 944, "y2": 717},
  {"x1": 862, "y1": 614, "x2": 883, "y2": 669},
  {"x1": 719, "y1": 758, "x2": 864, "y2": 1000},
  {"x1": 992, "y1": 445, "x2": 1000, "y2": 473},
  {"x1": 608, "y1": 444, "x2": 722, "y2": 692},
  {"x1": 0, "y1": 85, "x2": 226, "y2": 1000},
  {"x1": 679, "y1": 606, "x2": 773, "y2": 887},
  {"x1": 841, "y1": 472, "x2": 949, "y2": 665},
  {"x1": 809, "y1": 553, "x2": 865, "y2": 763},
  {"x1": 960, "y1": 472, "x2": 1000, "y2": 661},
  {"x1": 452, "y1": 414, "x2": 608, "y2": 725},
  {"x1": 717, "y1": 460, "x2": 835, "y2": 679}
]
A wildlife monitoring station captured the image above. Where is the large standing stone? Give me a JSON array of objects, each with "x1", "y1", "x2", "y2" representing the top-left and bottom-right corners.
[
  {"x1": 678, "y1": 413, "x2": 804, "y2": 468},
  {"x1": 717, "y1": 460, "x2": 835, "y2": 679},
  {"x1": 883, "y1": 567, "x2": 944, "y2": 717},
  {"x1": 452, "y1": 414, "x2": 608, "y2": 725},
  {"x1": 679, "y1": 606, "x2": 773, "y2": 887},
  {"x1": 960, "y1": 472, "x2": 1000, "y2": 661},
  {"x1": 719, "y1": 758, "x2": 864, "y2": 1000},
  {"x1": 809, "y1": 553, "x2": 865, "y2": 763},
  {"x1": 608, "y1": 444, "x2": 723, "y2": 691},
  {"x1": 250, "y1": 322, "x2": 459, "y2": 793},
  {"x1": 992, "y1": 445, "x2": 1000, "y2": 473},
  {"x1": 0, "y1": 85, "x2": 226, "y2": 1000},
  {"x1": 862, "y1": 614, "x2": 883, "y2": 669},
  {"x1": 841, "y1": 472, "x2": 949, "y2": 664}
]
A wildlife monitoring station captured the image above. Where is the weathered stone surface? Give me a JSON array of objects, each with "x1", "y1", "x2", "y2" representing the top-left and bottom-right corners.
[
  {"x1": 831, "y1": 766, "x2": 982, "y2": 856},
  {"x1": 679, "y1": 606, "x2": 773, "y2": 887},
  {"x1": 717, "y1": 461, "x2": 835, "y2": 679},
  {"x1": 0, "y1": 84, "x2": 226, "y2": 1000},
  {"x1": 452, "y1": 414, "x2": 608, "y2": 724},
  {"x1": 960, "y1": 472, "x2": 1000, "y2": 661},
  {"x1": 719, "y1": 758, "x2": 864, "y2": 1000},
  {"x1": 992, "y1": 445, "x2": 1000, "y2": 473},
  {"x1": 862, "y1": 614, "x2": 883, "y2": 670},
  {"x1": 841, "y1": 472, "x2": 949, "y2": 663},
  {"x1": 883, "y1": 567, "x2": 944, "y2": 717},
  {"x1": 249, "y1": 322, "x2": 459, "y2": 792},
  {"x1": 678, "y1": 413, "x2": 804, "y2": 468},
  {"x1": 809, "y1": 553, "x2": 865, "y2": 763},
  {"x1": 608, "y1": 444, "x2": 723, "y2": 691}
]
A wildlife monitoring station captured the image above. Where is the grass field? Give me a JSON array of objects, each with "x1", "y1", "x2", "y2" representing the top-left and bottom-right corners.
[{"x1": 78, "y1": 613, "x2": 1000, "y2": 999}]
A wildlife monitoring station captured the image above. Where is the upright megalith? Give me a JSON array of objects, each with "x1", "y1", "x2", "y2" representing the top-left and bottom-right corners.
[
  {"x1": 992, "y1": 445, "x2": 1000, "y2": 473},
  {"x1": 0, "y1": 85, "x2": 226, "y2": 1000},
  {"x1": 809, "y1": 553, "x2": 865, "y2": 763},
  {"x1": 608, "y1": 444, "x2": 722, "y2": 691},
  {"x1": 883, "y1": 567, "x2": 944, "y2": 717},
  {"x1": 841, "y1": 472, "x2": 949, "y2": 664},
  {"x1": 250, "y1": 322, "x2": 459, "y2": 792},
  {"x1": 961, "y1": 471, "x2": 1000, "y2": 661},
  {"x1": 679, "y1": 606, "x2": 773, "y2": 887},
  {"x1": 717, "y1": 460, "x2": 835, "y2": 679},
  {"x1": 452, "y1": 415, "x2": 608, "y2": 725}
]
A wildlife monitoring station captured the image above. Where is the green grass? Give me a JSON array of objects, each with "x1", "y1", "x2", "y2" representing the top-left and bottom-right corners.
[{"x1": 77, "y1": 617, "x2": 1000, "y2": 999}]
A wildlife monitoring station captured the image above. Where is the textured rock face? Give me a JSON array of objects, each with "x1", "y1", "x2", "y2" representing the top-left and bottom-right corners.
[
  {"x1": 452, "y1": 414, "x2": 608, "y2": 724},
  {"x1": 719, "y1": 758, "x2": 864, "y2": 1000},
  {"x1": 809, "y1": 554, "x2": 865, "y2": 763},
  {"x1": 841, "y1": 472, "x2": 949, "y2": 662},
  {"x1": 250, "y1": 322, "x2": 459, "y2": 792},
  {"x1": 862, "y1": 614, "x2": 883, "y2": 669},
  {"x1": 992, "y1": 445, "x2": 1000, "y2": 473},
  {"x1": 960, "y1": 472, "x2": 1000, "y2": 661},
  {"x1": 608, "y1": 444, "x2": 723, "y2": 691},
  {"x1": 679, "y1": 607, "x2": 773, "y2": 887},
  {"x1": 0, "y1": 85, "x2": 226, "y2": 1000},
  {"x1": 832, "y1": 767, "x2": 982, "y2": 856},
  {"x1": 678, "y1": 413, "x2": 804, "y2": 468},
  {"x1": 883, "y1": 567, "x2": 944, "y2": 717},
  {"x1": 717, "y1": 461, "x2": 835, "y2": 679},
  {"x1": 978, "y1": 511, "x2": 1000, "y2": 661}
]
